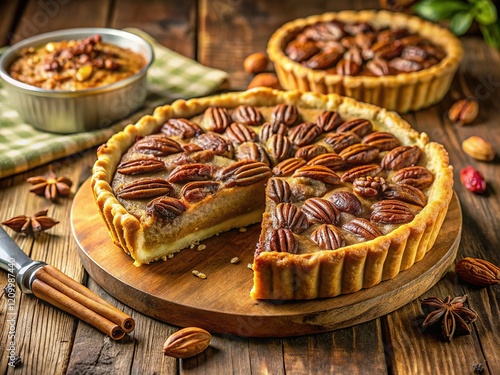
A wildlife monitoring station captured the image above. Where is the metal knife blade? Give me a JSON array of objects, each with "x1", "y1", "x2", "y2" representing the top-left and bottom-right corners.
[{"x1": 0, "y1": 227, "x2": 46, "y2": 294}]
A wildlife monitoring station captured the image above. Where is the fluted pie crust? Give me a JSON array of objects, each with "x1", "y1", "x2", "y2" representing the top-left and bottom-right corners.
[
  {"x1": 91, "y1": 88, "x2": 453, "y2": 300},
  {"x1": 267, "y1": 10, "x2": 463, "y2": 113}
]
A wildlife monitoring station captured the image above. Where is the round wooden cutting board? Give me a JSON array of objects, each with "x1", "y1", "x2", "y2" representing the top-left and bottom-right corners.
[{"x1": 71, "y1": 179, "x2": 462, "y2": 337}]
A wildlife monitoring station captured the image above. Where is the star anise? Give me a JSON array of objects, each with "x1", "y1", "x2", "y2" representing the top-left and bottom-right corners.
[
  {"x1": 1, "y1": 209, "x2": 59, "y2": 238},
  {"x1": 421, "y1": 295, "x2": 478, "y2": 341},
  {"x1": 26, "y1": 166, "x2": 73, "y2": 201}
]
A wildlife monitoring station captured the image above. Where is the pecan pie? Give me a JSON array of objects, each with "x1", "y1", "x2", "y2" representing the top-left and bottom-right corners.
[
  {"x1": 267, "y1": 10, "x2": 463, "y2": 112},
  {"x1": 92, "y1": 88, "x2": 453, "y2": 300}
]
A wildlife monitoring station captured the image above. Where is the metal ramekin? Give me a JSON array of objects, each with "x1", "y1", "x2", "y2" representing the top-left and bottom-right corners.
[{"x1": 0, "y1": 28, "x2": 154, "y2": 134}]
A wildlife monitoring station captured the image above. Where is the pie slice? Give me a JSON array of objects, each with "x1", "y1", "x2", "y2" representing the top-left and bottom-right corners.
[{"x1": 91, "y1": 88, "x2": 453, "y2": 300}]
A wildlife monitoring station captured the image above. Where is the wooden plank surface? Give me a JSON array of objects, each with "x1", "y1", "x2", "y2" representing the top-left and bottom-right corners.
[{"x1": 0, "y1": 1, "x2": 24, "y2": 46}]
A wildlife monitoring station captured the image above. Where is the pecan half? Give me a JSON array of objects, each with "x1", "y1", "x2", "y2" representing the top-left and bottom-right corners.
[
  {"x1": 181, "y1": 181, "x2": 220, "y2": 203},
  {"x1": 260, "y1": 122, "x2": 288, "y2": 142},
  {"x1": 294, "y1": 144, "x2": 328, "y2": 160},
  {"x1": 267, "y1": 134, "x2": 293, "y2": 163},
  {"x1": 341, "y1": 164, "x2": 381, "y2": 183},
  {"x1": 383, "y1": 183, "x2": 427, "y2": 207},
  {"x1": 288, "y1": 122, "x2": 321, "y2": 147},
  {"x1": 306, "y1": 153, "x2": 344, "y2": 171},
  {"x1": 146, "y1": 196, "x2": 187, "y2": 222},
  {"x1": 301, "y1": 198, "x2": 340, "y2": 225},
  {"x1": 285, "y1": 40, "x2": 321, "y2": 62},
  {"x1": 269, "y1": 228, "x2": 299, "y2": 253},
  {"x1": 336, "y1": 119, "x2": 372, "y2": 138},
  {"x1": 272, "y1": 158, "x2": 306, "y2": 177},
  {"x1": 336, "y1": 58, "x2": 361, "y2": 76},
  {"x1": 232, "y1": 105, "x2": 263, "y2": 125},
  {"x1": 236, "y1": 142, "x2": 270, "y2": 166},
  {"x1": 267, "y1": 178, "x2": 293, "y2": 203},
  {"x1": 329, "y1": 191, "x2": 363, "y2": 216},
  {"x1": 293, "y1": 165, "x2": 341, "y2": 185},
  {"x1": 202, "y1": 107, "x2": 232, "y2": 133},
  {"x1": 173, "y1": 150, "x2": 216, "y2": 165},
  {"x1": 304, "y1": 49, "x2": 342, "y2": 69},
  {"x1": 401, "y1": 45, "x2": 427, "y2": 62},
  {"x1": 389, "y1": 58, "x2": 422, "y2": 72},
  {"x1": 324, "y1": 131, "x2": 361, "y2": 153},
  {"x1": 381, "y1": 145, "x2": 421, "y2": 170},
  {"x1": 133, "y1": 135, "x2": 183, "y2": 157},
  {"x1": 225, "y1": 123, "x2": 258, "y2": 144},
  {"x1": 343, "y1": 218, "x2": 382, "y2": 240},
  {"x1": 274, "y1": 203, "x2": 308, "y2": 233},
  {"x1": 370, "y1": 200, "x2": 415, "y2": 224},
  {"x1": 362, "y1": 131, "x2": 401, "y2": 151},
  {"x1": 116, "y1": 178, "x2": 173, "y2": 200},
  {"x1": 366, "y1": 58, "x2": 390, "y2": 76},
  {"x1": 271, "y1": 104, "x2": 298, "y2": 126},
  {"x1": 391, "y1": 166, "x2": 434, "y2": 189},
  {"x1": 311, "y1": 224, "x2": 345, "y2": 250},
  {"x1": 217, "y1": 160, "x2": 272, "y2": 188},
  {"x1": 117, "y1": 158, "x2": 165, "y2": 175},
  {"x1": 304, "y1": 21, "x2": 345, "y2": 40},
  {"x1": 316, "y1": 111, "x2": 343, "y2": 132},
  {"x1": 353, "y1": 176, "x2": 388, "y2": 198},
  {"x1": 339, "y1": 143, "x2": 379, "y2": 165},
  {"x1": 193, "y1": 133, "x2": 234, "y2": 158},
  {"x1": 168, "y1": 164, "x2": 213, "y2": 184},
  {"x1": 161, "y1": 118, "x2": 203, "y2": 139}
]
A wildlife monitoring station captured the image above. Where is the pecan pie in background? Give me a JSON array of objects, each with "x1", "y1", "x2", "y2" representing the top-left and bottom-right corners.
[
  {"x1": 267, "y1": 10, "x2": 463, "y2": 113},
  {"x1": 91, "y1": 88, "x2": 453, "y2": 300}
]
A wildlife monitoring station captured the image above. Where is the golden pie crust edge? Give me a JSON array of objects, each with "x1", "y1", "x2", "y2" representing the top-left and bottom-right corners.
[
  {"x1": 91, "y1": 88, "x2": 454, "y2": 300},
  {"x1": 267, "y1": 10, "x2": 464, "y2": 113}
]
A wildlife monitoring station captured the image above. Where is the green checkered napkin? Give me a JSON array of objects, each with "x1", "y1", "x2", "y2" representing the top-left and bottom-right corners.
[{"x1": 0, "y1": 28, "x2": 228, "y2": 179}]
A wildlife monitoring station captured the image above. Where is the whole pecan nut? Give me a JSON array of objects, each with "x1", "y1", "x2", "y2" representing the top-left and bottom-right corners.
[
  {"x1": 448, "y1": 99, "x2": 478, "y2": 126},
  {"x1": 116, "y1": 178, "x2": 173, "y2": 200},
  {"x1": 455, "y1": 257, "x2": 500, "y2": 286}
]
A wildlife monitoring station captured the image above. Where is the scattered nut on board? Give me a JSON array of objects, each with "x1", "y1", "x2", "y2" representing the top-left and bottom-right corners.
[
  {"x1": 247, "y1": 73, "x2": 281, "y2": 90},
  {"x1": 243, "y1": 52, "x2": 269, "y2": 74},
  {"x1": 461, "y1": 136, "x2": 495, "y2": 161},
  {"x1": 163, "y1": 327, "x2": 212, "y2": 358},
  {"x1": 448, "y1": 98, "x2": 479, "y2": 125}
]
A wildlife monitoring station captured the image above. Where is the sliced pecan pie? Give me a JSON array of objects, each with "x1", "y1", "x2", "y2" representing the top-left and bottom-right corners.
[
  {"x1": 92, "y1": 88, "x2": 453, "y2": 300},
  {"x1": 267, "y1": 10, "x2": 463, "y2": 112}
]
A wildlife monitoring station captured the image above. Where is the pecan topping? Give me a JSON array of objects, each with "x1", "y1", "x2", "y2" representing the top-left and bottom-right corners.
[
  {"x1": 389, "y1": 58, "x2": 422, "y2": 72},
  {"x1": 293, "y1": 165, "x2": 341, "y2": 185},
  {"x1": 301, "y1": 198, "x2": 340, "y2": 225},
  {"x1": 1, "y1": 209, "x2": 59, "y2": 238},
  {"x1": 269, "y1": 228, "x2": 298, "y2": 253},
  {"x1": 117, "y1": 158, "x2": 165, "y2": 175},
  {"x1": 316, "y1": 111, "x2": 343, "y2": 132},
  {"x1": 288, "y1": 122, "x2": 321, "y2": 147},
  {"x1": 329, "y1": 191, "x2": 363, "y2": 216},
  {"x1": 146, "y1": 196, "x2": 187, "y2": 222},
  {"x1": 217, "y1": 160, "x2": 272, "y2": 188},
  {"x1": 202, "y1": 107, "x2": 232, "y2": 133},
  {"x1": 341, "y1": 164, "x2": 381, "y2": 183},
  {"x1": 134, "y1": 135, "x2": 183, "y2": 157},
  {"x1": 337, "y1": 118, "x2": 372, "y2": 137},
  {"x1": 267, "y1": 178, "x2": 293, "y2": 203},
  {"x1": 304, "y1": 49, "x2": 342, "y2": 69},
  {"x1": 353, "y1": 176, "x2": 389, "y2": 198},
  {"x1": 362, "y1": 131, "x2": 401, "y2": 151},
  {"x1": 181, "y1": 181, "x2": 220, "y2": 203},
  {"x1": 366, "y1": 58, "x2": 390, "y2": 76},
  {"x1": 339, "y1": 143, "x2": 379, "y2": 165},
  {"x1": 272, "y1": 158, "x2": 306, "y2": 177},
  {"x1": 193, "y1": 133, "x2": 233, "y2": 158},
  {"x1": 173, "y1": 150, "x2": 216, "y2": 165},
  {"x1": 117, "y1": 178, "x2": 173, "y2": 200},
  {"x1": 285, "y1": 40, "x2": 321, "y2": 62},
  {"x1": 311, "y1": 224, "x2": 345, "y2": 250},
  {"x1": 274, "y1": 203, "x2": 308, "y2": 233},
  {"x1": 168, "y1": 164, "x2": 213, "y2": 184},
  {"x1": 304, "y1": 21, "x2": 345, "y2": 41},
  {"x1": 381, "y1": 145, "x2": 421, "y2": 170},
  {"x1": 370, "y1": 200, "x2": 415, "y2": 224},
  {"x1": 343, "y1": 218, "x2": 382, "y2": 240},
  {"x1": 271, "y1": 104, "x2": 298, "y2": 126},
  {"x1": 336, "y1": 58, "x2": 361, "y2": 76},
  {"x1": 225, "y1": 123, "x2": 258, "y2": 144},
  {"x1": 267, "y1": 134, "x2": 293, "y2": 163},
  {"x1": 294, "y1": 144, "x2": 328, "y2": 160},
  {"x1": 401, "y1": 45, "x2": 427, "y2": 62},
  {"x1": 383, "y1": 183, "x2": 427, "y2": 207},
  {"x1": 391, "y1": 166, "x2": 434, "y2": 189},
  {"x1": 260, "y1": 122, "x2": 288, "y2": 142},
  {"x1": 236, "y1": 142, "x2": 270, "y2": 166},
  {"x1": 161, "y1": 118, "x2": 203, "y2": 139},
  {"x1": 182, "y1": 144, "x2": 204, "y2": 153},
  {"x1": 232, "y1": 105, "x2": 263, "y2": 125},
  {"x1": 306, "y1": 153, "x2": 344, "y2": 171},
  {"x1": 324, "y1": 131, "x2": 361, "y2": 153}
]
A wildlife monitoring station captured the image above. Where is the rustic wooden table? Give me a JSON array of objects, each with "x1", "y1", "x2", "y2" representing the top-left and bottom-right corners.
[{"x1": 1, "y1": 1, "x2": 499, "y2": 374}]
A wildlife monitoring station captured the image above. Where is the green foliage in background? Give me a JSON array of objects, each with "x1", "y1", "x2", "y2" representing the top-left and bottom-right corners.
[{"x1": 414, "y1": 0, "x2": 500, "y2": 48}]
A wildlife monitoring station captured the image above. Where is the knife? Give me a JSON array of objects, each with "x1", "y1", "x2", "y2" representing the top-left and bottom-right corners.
[{"x1": 0, "y1": 227, "x2": 135, "y2": 339}]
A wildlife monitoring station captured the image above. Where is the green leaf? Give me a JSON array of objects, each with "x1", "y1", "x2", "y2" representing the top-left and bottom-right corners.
[
  {"x1": 414, "y1": 0, "x2": 471, "y2": 21},
  {"x1": 450, "y1": 11, "x2": 475, "y2": 34},
  {"x1": 480, "y1": 23, "x2": 500, "y2": 48},
  {"x1": 474, "y1": 0, "x2": 498, "y2": 25}
]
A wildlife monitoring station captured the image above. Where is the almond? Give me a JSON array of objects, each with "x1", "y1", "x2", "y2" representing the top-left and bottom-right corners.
[
  {"x1": 455, "y1": 257, "x2": 500, "y2": 286},
  {"x1": 243, "y1": 52, "x2": 269, "y2": 74},
  {"x1": 461, "y1": 136, "x2": 495, "y2": 162},
  {"x1": 248, "y1": 73, "x2": 281, "y2": 90},
  {"x1": 163, "y1": 327, "x2": 211, "y2": 359}
]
